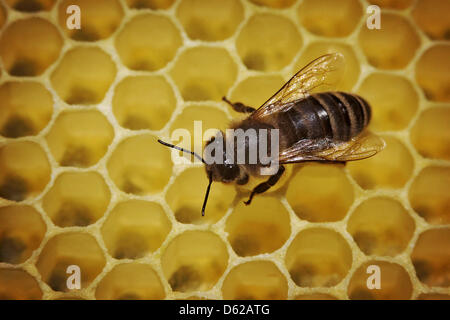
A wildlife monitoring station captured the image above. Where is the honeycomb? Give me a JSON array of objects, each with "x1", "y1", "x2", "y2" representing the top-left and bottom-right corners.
[{"x1": 0, "y1": 0, "x2": 449, "y2": 300}]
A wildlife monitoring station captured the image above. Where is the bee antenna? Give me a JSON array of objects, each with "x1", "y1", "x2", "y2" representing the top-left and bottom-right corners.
[
  {"x1": 202, "y1": 172, "x2": 213, "y2": 216},
  {"x1": 157, "y1": 139, "x2": 206, "y2": 164}
]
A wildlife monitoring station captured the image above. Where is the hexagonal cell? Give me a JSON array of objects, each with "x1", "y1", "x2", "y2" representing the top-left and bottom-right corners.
[
  {"x1": 347, "y1": 136, "x2": 414, "y2": 190},
  {"x1": 411, "y1": 108, "x2": 450, "y2": 161},
  {"x1": 5, "y1": 0, "x2": 55, "y2": 12},
  {"x1": 229, "y1": 75, "x2": 285, "y2": 118},
  {"x1": 176, "y1": 0, "x2": 244, "y2": 41},
  {"x1": 166, "y1": 167, "x2": 235, "y2": 224},
  {"x1": 115, "y1": 13, "x2": 182, "y2": 71},
  {"x1": 57, "y1": 0, "x2": 124, "y2": 41},
  {"x1": 412, "y1": 0, "x2": 450, "y2": 40},
  {"x1": 0, "y1": 141, "x2": 51, "y2": 201},
  {"x1": 46, "y1": 110, "x2": 114, "y2": 167},
  {"x1": 50, "y1": 47, "x2": 116, "y2": 105},
  {"x1": 36, "y1": 232, "x2": 106, "y2": 292},
  {"x1": 347, "y1": 261, "x2": 413, "y2": 299},
  {"x1": 358, "y1": 13, "x2": 420, "y2": 70},
  {"x1": 0, "y1": 81, "x2": 53, "y2": 138},
  {"x1": 357, "y1": 73, "x2": 419, "y2": 131},
  {"x1": 294, "y1": 293, "x2": 338, "y2": 300},
  {"x1": 0, "y1": 205, "x2": 46, "y2": 264},
  {"x1": 126, "y1": 0, "x2": 174, "y2": 9},
  {"x1": 368, "y1": 0, "x2": 412, "y2": 9},
  {"x1": 0, "y1": 17, "x2": 63, "y2": 76},
  {"x1": 0, "y1": 269, "x2": 42, "y2": 299},
  {"x1": 225, "y1": 197, "x2": 290, "y2": 257},
  {"x1": 347, "y1": 197, "x2": 415, "y2": 256},
  {"x1": 294, "y1": 42, "x2": 360, "y2": 92},
  {"x1": 249, "y1": 0, "x2": 295, "y2": 8},
  {"x1": 222, "y1": 261, "x2": 288, "y2": 300},
  {"x1": 112, "y1": 76, "x2": 176, "y2": 131},
  {"x1": 297, "y1": 0, "x2": 362, "y2": 37},
  {"x1": 169, "y1": 105, "x2": 230, "y2": 160},
  {"x1": 411, "y1": 228, "x2": 450, "y2": 287},
  {"x1": 409, "y1": 166, "x2": 450, "y2": 225},
  {"x1": 285, "y1": 228, "x2": 352, "y2": 287},
  {"x1": 42, "y1": 172, "x2": 111, "y2": 227},
  {"x1": 161, "y1": 231, "x2": 228, "y2": 293},
  {"x1": 286, "y1": 164, "x2": 354, "y2": 222},
  {"x1": 101, "y1": 200, "x2": 171, "y2": 259},
  {"x1": 236, "y1": 13, "x2": 302, "y2": 72},
  {"x1": 417, "y1": 293, "x2": 450, "y2": 300},
  {"x1": 170, "y1": 47, "x2": 237, "y2": 101},
  {"x1": 107, "y1": 134, "x2": 172, "y2": 195},
  {"x1": 96, "y1": 263, "x2": 165, "y2": 299},
  {"x1": 415, "y1": 44, "x2": 450, "y2": 102}
]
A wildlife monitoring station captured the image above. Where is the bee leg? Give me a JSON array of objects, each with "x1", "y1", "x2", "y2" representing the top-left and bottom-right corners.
[
  {"x1": 222, "y1": 96, "x2": 256, "y2": 114},
  {"x1": 244, "y1": 166, "x2": 285, "y2": 205}
]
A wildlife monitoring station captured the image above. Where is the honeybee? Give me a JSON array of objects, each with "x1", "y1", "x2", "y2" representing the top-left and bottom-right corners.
[{"x1": 158, "y1": 53, "x2": 385, "y2": 216}]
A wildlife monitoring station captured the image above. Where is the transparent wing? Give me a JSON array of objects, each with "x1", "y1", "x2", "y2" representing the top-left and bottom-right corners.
[
  {"x1": 278, "y1": 131, "x2": 385, "y2": 163},
  {"x1": 250, "y1": 53, "x2": 345, "y2": 119}
]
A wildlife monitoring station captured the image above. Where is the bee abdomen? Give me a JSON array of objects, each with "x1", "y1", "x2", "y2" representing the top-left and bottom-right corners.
[
  {"x1": 279, "y1": 91, "x2": 371, "y2": 145},
  {"x1": 310, "y1": 92, "x2": 371, "y2": 141}
]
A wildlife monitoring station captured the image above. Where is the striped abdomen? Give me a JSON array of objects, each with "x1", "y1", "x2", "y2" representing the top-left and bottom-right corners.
[{"x1": 279, "y1": 91, "x2": 371, "y2": 145}]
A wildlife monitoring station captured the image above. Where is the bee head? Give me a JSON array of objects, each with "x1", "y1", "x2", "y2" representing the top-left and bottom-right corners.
[
  {"x1": 204, "y1": 135, "x2": 240, "y2": 183},
  {"x1": 205, "y1": 161, "x2": 240, "y2": 184}
]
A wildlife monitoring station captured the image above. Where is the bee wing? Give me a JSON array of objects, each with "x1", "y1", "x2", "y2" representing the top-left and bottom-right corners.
[
  {"x1": 278, "y1": 131, "x2": 386, "y2": 163},
  {"x1": 250, "y1": 53, "x2": 345, "y2": 119}
]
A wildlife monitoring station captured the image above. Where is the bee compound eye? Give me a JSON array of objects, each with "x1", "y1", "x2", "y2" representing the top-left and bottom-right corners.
[{"x1": 221, "y1": 163, "x2": 239, "y2": 182}]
